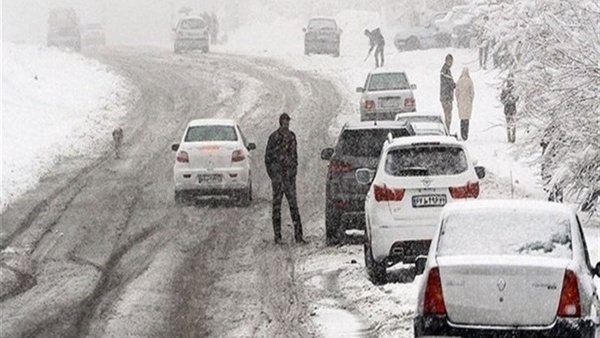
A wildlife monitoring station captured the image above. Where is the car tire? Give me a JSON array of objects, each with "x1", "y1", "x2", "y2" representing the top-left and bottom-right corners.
[
  {"x1": 325, "y1": 205, "x2": 342, "y2": 245},
  {"x1": 364, "y1": 241, "x2": 387, "y2": 285},
  {"x1": 407, "y1": 37, "x2": 420, "y2": 51},
  {"x1": 174, "y1": 191, "x2": 186, "y2": 205}
]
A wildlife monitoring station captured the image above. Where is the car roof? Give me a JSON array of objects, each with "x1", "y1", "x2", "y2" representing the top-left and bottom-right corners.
[
  {"x1": 309, "y1": 17, "x2": 336, "y2": 21},
  {"x1": 395, "y1": 111, "x2": 443, "y2": 119},
  {"x1": 410, "y1": 121, "x2": 446, "y2": 130},
  {"x1": 187, "y1": 118, "x2": 236, "y2": 127},
  {"x1": 442, "y1": 199, "x2": 575, "y2": 217},
  {"x1": 368, "y1": 67, "x2": 408, "y2": 75},
  {"x1": 343, "y1": 120, "x2": 411, "y2": 130},
  {"x1": 179, "y1": 16, "x2": 204, "y2": 22},
  {"x1": 385, "y1": 135, "x2": 461, "y2": 148}
]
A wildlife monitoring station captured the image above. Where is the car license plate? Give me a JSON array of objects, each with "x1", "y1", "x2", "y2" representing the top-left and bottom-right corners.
[
  {"x1": 379, "y1": 98, "x2": 402, "y2": 109},
  {"x1": 198, "y1": 174, "x2": 222, "y2": 184},
  {"x1": 412, "y1": 194, "x2": 447, "y2": 208}
]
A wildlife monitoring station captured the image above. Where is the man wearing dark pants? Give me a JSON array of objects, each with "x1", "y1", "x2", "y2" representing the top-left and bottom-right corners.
[
  {"x1": 265, "y1": 113, "x2": 306, "y2": 245},
  {"x1": 440, "y1": 54, "x2": 456, "y2": 132},
  {"x1": 364, "y1": 28, "x2": 385, "y2": 68}
]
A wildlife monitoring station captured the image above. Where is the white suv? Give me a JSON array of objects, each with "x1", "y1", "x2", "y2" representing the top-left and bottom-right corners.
[
  {"x1": 356, "y1": 135, "x2": 485, "y2": 284},
  {"x1": 172, "y1": 119, "x2": 255, "y2": 205}
]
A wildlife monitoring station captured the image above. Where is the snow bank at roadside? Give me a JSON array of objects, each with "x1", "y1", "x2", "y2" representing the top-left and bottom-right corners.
[{"x1": 1, "y1": 43, "x2": 133, "y2": 212}]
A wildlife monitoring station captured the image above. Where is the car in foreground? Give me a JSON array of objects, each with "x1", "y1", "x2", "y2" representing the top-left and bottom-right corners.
[
  {"x1": 81, "y1": 23, "x2": 106, "y2": 46},
  {"x1": 173, "y1": 16, "x2": 209, "y2": 53},
  {"x1": 303, "y1": 17, "x2": 341, "y2": 57},
  {"x1": 414, "y1": 200, "x2": 600, "y2": 338},
  {"x1": 172, "y1": 119, "x2": 255, "y2": 205},
  {"x1": 356, "y1": 135, "x2": 485, "y2": 284},
  {"x1": 320, "y1": 121, "x2": 414, "y2": 245},
  {"x1": 357, "y1": 68, "x2": 417, "y2": 121}
]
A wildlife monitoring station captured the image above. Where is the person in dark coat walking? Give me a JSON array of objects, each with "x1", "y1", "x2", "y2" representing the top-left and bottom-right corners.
[
  {"x1": 364, "y1": 28, "x2": 385, "y2": 68},
  {"x1": 440, "y1": 54, "x2": 456, "y2": 132},
  {"x1": 500, "y1": 75, "x2": 519, "y2": 143},
  {"x1": 265, "y1": 113, "x2": 306, "y2": 244}
]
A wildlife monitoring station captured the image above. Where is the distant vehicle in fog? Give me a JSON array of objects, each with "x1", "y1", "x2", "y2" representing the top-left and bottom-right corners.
[
  {"x1": 394, "y1": 12, "x2": 451, "y2": 51},
  {"x1": 303, "y1": 17, "x2": 341, "y2": 57},
  {"x1": 173, "y1": 16, "x2": 209, "y2": 54},
  {"x1": 81, "y1": 23, "x2": 106, "y2": 46},
  {"x1": 47, "y1": 7, "x2": 81, "y2": 51}
]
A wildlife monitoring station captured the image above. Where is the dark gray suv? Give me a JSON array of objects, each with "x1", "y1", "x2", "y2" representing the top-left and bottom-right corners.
[{"x1": 320, "y1": 121, "x2": 414, "y2": 245}]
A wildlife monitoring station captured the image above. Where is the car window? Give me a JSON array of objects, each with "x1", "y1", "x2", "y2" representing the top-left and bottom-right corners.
[
  {"x1": 437, "y1": 210, "x2": 573, "y2": 259},
  {"x1": 180, "y1": 19, "x2": 206, "y2": 30},
  {"x1": 339, "y1": 128, "x2": 410, "y2": 158},
  {"x1": 184, "y1": 125, "x2": 238, "y2": 142},
  {"x1": 237, "y1": 125, "x2": 248, "y2": 147},
  {"x1": 385, "y1": 145, "x2": 468, "y2": 176},
  {"x1": 308, "y1": 19, "x2": 337, "y2": 30},
  {"x1": 367, "y1": 73, "x2": 410, "y2": 91}
]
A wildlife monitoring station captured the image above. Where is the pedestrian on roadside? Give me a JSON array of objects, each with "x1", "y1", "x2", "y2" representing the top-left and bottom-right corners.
[
  {"x1": 476, "y1": 16, "x2": 490, "y2": 69},
  {"x1": 455, "y1": 67, "x2": 474, "y2": 140},
  {"x1": 364, "y1": 28, "x2": 385, "y2": 68},
  {"x1": 440, "y1": 54, "x2": 456, "y2": 132},
  {"x1": 500, "y1": 74, "x2": 519, "y2": 143},
  {"x1": 265, "y1": 113, "x2": 307, "y2": 245}
]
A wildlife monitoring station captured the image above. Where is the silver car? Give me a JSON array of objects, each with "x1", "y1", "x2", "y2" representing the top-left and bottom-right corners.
[
  {"x1": 357, "y1": 68, "x2": 417, "y2": 121},
  {"x1": 173, "y1": 16, "x2": 209, "y2": 53},
  {"x1": 414, "y1": 200, "x2": 600, "y2": 337}
]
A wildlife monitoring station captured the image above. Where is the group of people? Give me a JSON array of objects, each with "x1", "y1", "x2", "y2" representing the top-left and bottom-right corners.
[{"x1": 440, "y1": 53, "x2": 518, "y2": 143}]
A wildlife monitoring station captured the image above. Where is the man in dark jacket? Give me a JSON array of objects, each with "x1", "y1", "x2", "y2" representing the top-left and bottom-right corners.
[
  {"x1": 265, "y1": 113, "x2": 306, "y2": 244},
  {"x1": 500, "y1": 75, "x2": 519, "y2": 143},
  {"x1": 364, "y1": 28, "x2": 385, "y2": 68},
  {"x1": 440, "y1": 54, "x2": 456, "y2": 131}
]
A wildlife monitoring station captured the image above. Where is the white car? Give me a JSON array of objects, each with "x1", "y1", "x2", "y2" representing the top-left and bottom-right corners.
[
  {"x1": 357, "y1": 68, "x2": 417, "y2": 121},
  {"x1": 356, "y1": 135, "x2": 485, "y2": 284},
  {"x1": 173, "y1": 16, "x2": 209, "y2": 53},
  {"x1": 172, "y1": 119, "x2": 255, "y2": 205},
  {"x1": 395, "y1": 112, "x2": 448, "y2": 135},
  {"x1": 394, "y1": 111, "x2": 444, "y2": 125},
  {"x1": 414, "y1": 200, "x2": 600, "y2": 337}
]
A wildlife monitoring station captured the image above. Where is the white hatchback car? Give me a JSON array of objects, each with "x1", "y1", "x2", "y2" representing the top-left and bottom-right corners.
[
  {"x1": 357, "y1": 68, "x2": 417, "y2": 121},
  {"x1": 172, "y1": 119, "x2": 255, "y2": 205},
  {"x1": 414, "y1": 200, "x2": 600, "y2": 337},
  {"x1": 356, "y1": 135, "x2": 485, "y2": 284},
  {"x1": 173, "y1": 16, "x2": 209, "y2": 53}
]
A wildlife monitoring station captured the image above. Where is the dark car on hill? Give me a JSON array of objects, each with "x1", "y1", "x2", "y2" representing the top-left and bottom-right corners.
[
  {"x1": 320, "y1": 121, "x2": 414, "y2": 245},
  {"x1": 303, "y1": 17, "x2": 342, "y2": 57}
]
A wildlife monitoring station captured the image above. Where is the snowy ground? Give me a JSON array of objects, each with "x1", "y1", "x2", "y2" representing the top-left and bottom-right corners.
[{"x1": 1, "y1": 9, "x2": 598, "y2": 337}]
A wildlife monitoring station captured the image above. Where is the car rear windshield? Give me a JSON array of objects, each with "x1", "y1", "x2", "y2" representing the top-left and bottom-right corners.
[
  {"x1": 339, "y1": 128, "x2": 410, "y2": 157},
  {"x1": 185, "y1": 125, "x2": 237, "y2": 142},
  {"x1": 180, "y1": 19, "x2": 206, "y2": 29},
  {"x1": 368, "y1": 73, "x2": 410, "y2": 91},
  {"x1": 385, "y1": 145, "x2": 468, "y2": 176},
  {"x1": 308, "y1": 19, "x2": 337, "y2": 30},
  {"x1": 437, "y1": 210, "x2": 572, "y2": 259}
]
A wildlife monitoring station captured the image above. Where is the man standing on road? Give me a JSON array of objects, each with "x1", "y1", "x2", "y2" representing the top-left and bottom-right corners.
[
  {"x1": 265, "y1": 113, "x2": 307, "y2": 245},
  {"x1": 440, "y1": 54, "x2": 456, "y2": 132},
  {"x1": 364, "y1": 28, "x2": 385, "y2": 68}
]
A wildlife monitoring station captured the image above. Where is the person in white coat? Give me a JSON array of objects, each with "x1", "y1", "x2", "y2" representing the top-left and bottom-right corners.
[{"x1": 455, "y1": 67, "x2": 474, "y2": 140}]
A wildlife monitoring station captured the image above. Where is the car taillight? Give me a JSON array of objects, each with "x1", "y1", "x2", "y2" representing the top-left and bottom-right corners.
[
  {"x1": 176, "y1": 151, "x2": 189, "y2": 163},
  {"x1": 405, "y1": 97, "x2": 416, "y2": 108},
  {"x1": 374, "y1": 184, "x2": 405, "y2": 202},
  {"x1": 449, "y1": 181, "x2": 479, "y2": 199},
  {"x1": 557, "y1": 269, "x2": 581, "y2": 317},
  {"x1": 329, "y1": 159, "x2": 353, "y2": 174},
  {"x1": 232, "y1": 149, "x2": 245, "y2": 162},
  {"x1": 364, "y1": 100, "x2": 375, "y2": 110},
  {"x1": 423, "y1": 267, "x2": 446, "y2": 315}
]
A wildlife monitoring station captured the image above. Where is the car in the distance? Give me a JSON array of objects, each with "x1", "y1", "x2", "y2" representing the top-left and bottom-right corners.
[
  {"x1": 81, "y1": 23, "x2": 106, "y2": 46},
  {"x1": 47, "y1": 7, "x2": 81, "y2": 51},
  {"x1": 394, "y1": 12, "x2": 451, "y2": 51},
  {"x1": 357, "y1": 68, "x2": 417, "y2": 121},
  {"x1": 414, "y1": 200, "x2": 600, "y2": 337},
  {"x1": 303, "y1": 17, "x2": 342, "y2": 57},
  {"x1": 409, "y1": 121, "x2": 448, "y2": 136},
  {"x1": 173, "y1": 16, "x2": 209, "y2": 53},
  {"x1": 395, "y1": 111, "x2": 448, "y2": 135},
  {"x1": 320, "y1": 121, "x2": 414, "y2": 245},
  {"x1": 356, "y1": 135, "x2": 485, "y2": 284},
  {"x1": 172, "y1": 119, "x2": 255, "y2": 205}
]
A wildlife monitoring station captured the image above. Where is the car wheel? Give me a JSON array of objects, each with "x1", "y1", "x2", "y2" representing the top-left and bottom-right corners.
[
  {"x1": 364, "y1": 241, "x2": 387, "y2": 285},
  {"x1": 407, "y1": 37, "x2": 420, "y2": 51},
  {"x1": 174, "y1": 191, "x2": 186, "y2": 205},
  {"x1": 325, "y1": 205, "x2": 342, "y2": 245}
]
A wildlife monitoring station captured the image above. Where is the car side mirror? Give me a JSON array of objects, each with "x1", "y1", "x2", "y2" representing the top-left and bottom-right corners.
[
  {"x1": 247, "y1": 142, "x2": 256, "y2": 151},
  {"x1": 415, "y1": 256, "x2": 427, "y2": 275},
  {"x1": 355, "y1": 168, "x2": 375, "y2": 185},
  {"x1": 410, "y1": 84, "x2": 417, "y2": 90},
  {"x1": 594, "y1": 262, "x2": 600, "y2": 277},
  {"x1": 356, "y1": 87, "x2": 364, "y2": 93},
  {"x1": 171, "y1": 143, "x2": 179, "y2": 151},
  {"x1": 475, "y1": 166, "x2": 486, "y2": 179},
  {"x1": 302, "y1": 27, "x2": 307, "y2": 33},
  {"x1": 321, "y1": 147, "x2": 334, "y2": 160}
]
